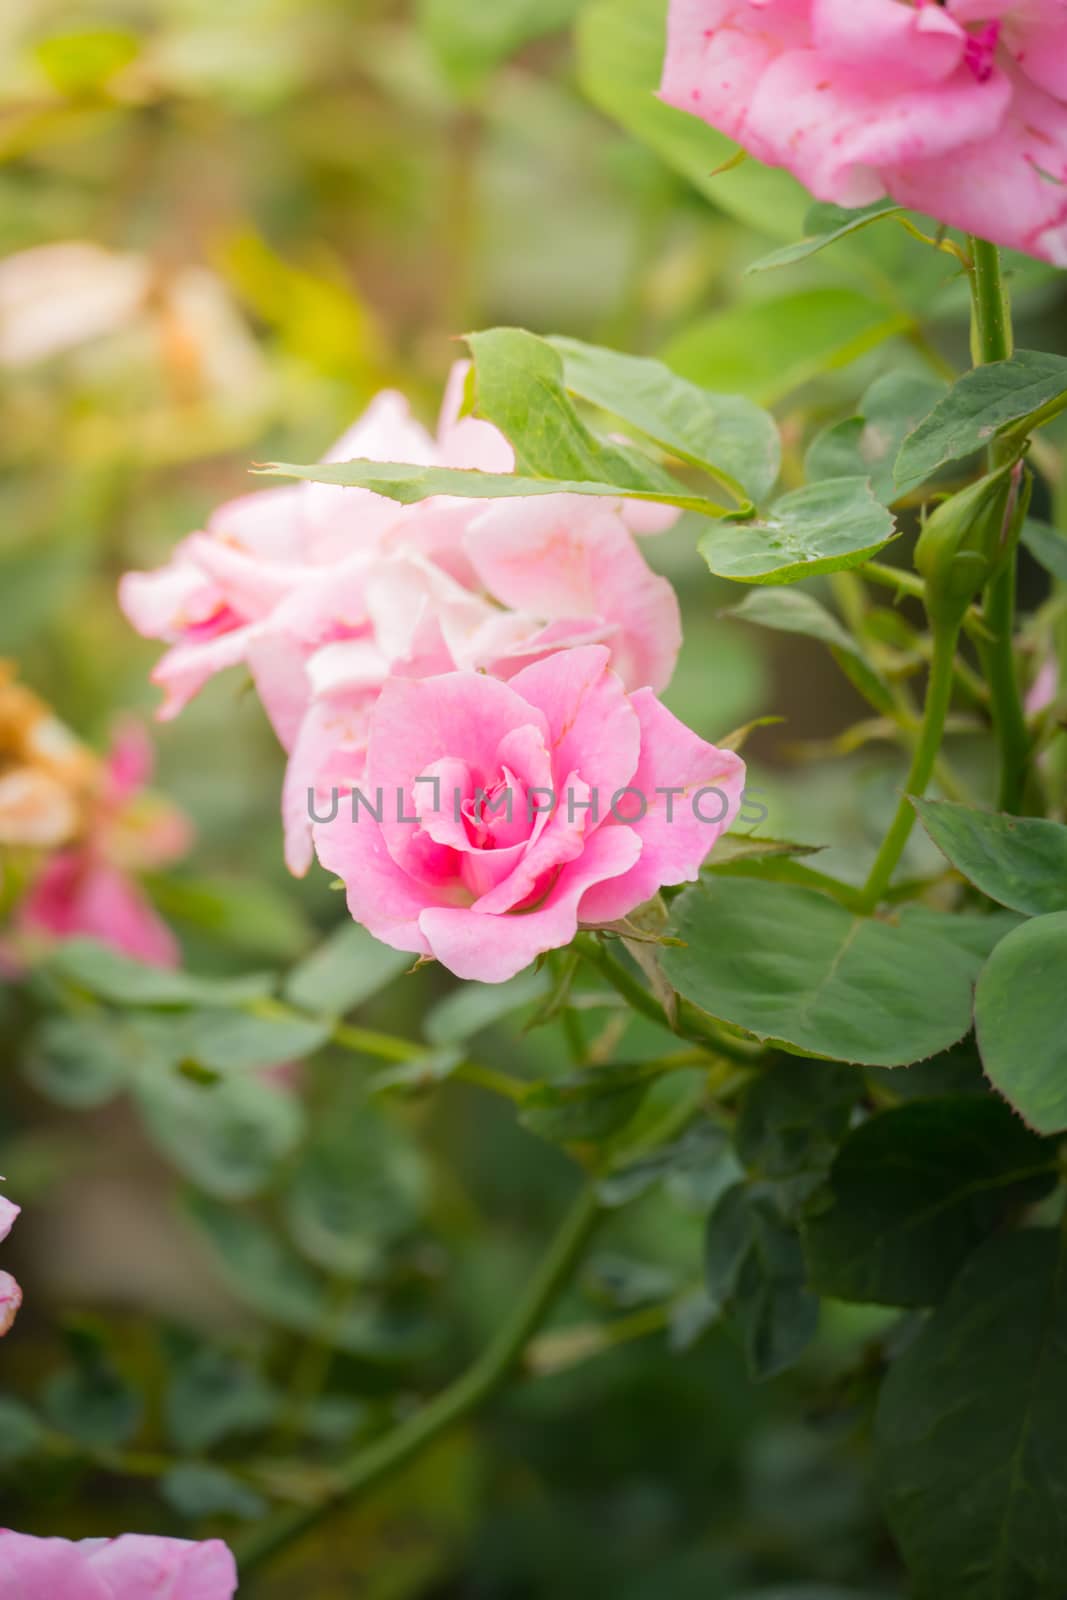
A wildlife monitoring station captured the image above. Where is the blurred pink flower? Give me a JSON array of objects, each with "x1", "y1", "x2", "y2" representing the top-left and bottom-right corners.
[
  {"x1": 120, "y1": 365, "x2": 680, "y2": 874},
  {"x1": 315, "y1": 644, "x2": 744, "y2": 983},
  {"x1": 0, "y1": 1189, "x2": 21, "y2": 1337},
  {"x1": 1027, "y1": 654, "x2": 1059, "y2": 715},
  {"x1": 17, "y1": 721, "x2": 191, "y2": 968},
  {"x1": 0, "y1": 1532, "x2": 237, "y2": 1598},
  {"x1": 660, "y1": 0, "x2": 1067, "y2": 264}
]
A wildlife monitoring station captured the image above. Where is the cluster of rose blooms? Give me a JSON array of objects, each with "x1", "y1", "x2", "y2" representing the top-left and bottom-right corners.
[{"x1": 120, "y1": 364, "x2": 747, "y2": 985}]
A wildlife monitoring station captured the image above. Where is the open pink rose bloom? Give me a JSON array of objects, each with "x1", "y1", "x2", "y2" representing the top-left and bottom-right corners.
[
  {"x1": 315, "y1": 645, "x2": 744, "y2": 982},
  {"x1": 661, "y1": 0, "x2": 1067, "y2": 264},
  {"x1": 0, "y1": 1532, "x2": 237, "y2": 1598}
]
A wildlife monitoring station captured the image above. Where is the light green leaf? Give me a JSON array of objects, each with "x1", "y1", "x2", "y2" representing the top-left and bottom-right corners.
[
  {"x1": 283, "y1": 922, "x2": 411, "y2": 1017},
  {"x1": 726, "y1": 588, "x2": 895, "y2": 718},
  {"x1": 130, "y1": 1006, "x2": 329, "y2": 1073},
  {"x1": 661, "y1": 878, "x2": 998, "y2": 1067},
  {"x1": 550, "y1": 334, "x2": 780, "y2": 503},
  {"x1": 806, "y1": 372, "x2": 949, "y2": 505},
  {"x1": 877, "y1": 1229, "x2": 1067, "y2": 1599},
  {"x1": 747, "y1": 201, "x2": 902, "y2": 274},
  {"x1": 974, "y1": 912, "x2": 1067, "y2": 1133},
  {"x1": 698, "y1": 478, "x2": 896, "y2": 584},
  {"x1": 664, "y1": 290, "x2": 910, "y2": 405},
  {"x1": 134, "y1": 1066, "x2": 304, "y2": 1199},
  {"x1": 165, "y1": 1348, "x2": 278, "y2": 1453},
  {"x1": 160, "y1": 1463, "x2": 266, "y2": 1522},
  {"x1": 46, "y1": 939, "x2": 273, "y2": 1008},
  {"x1": 895, "y1": 349, "x2": 1067, "y2": 494},
  {"x1": 802, "y1": 1097, "x2": 1054, "y2": 1306},
  {"x1": 418, "y1": 0, "x2": 579, "y2": 94},
  {"x1": 913, "y1": 797, "x2": 1067, "y2": 916},
  {"x1": 24, "y1": 1013, "x2": 134, "y2": 1109},
  {"x1": 424, "y1": 969, "x2": 551, "y2": 1045},
  {"x1": 575, "y1": 0, "x2": 808, "y2": 240}
]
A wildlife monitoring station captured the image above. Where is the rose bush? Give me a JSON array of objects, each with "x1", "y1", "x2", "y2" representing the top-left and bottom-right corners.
[{"x1": 660, "y1": 0, "x2": 1067, "y2": 264}]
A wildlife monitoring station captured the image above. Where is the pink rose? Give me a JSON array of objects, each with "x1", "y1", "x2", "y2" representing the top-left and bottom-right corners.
[
  {"x1": 0, "y1": 1189, "x2": 20, "y2": 1337},
  {"x1": 314, "y1": 644, "x2": 744, "y2": 983},
  {"x1": 0, "y1": 1532, "x2": 237, "y2": 1598},
  {"x1": 17, "y1": 721, "x2": 191, "y2": 969},
  {"x1": 661, "y1": 0, "x2": 1067, "y2": 265},
  {"x1": 120, "y1": 365, "x2": 680, "y2": 874}
]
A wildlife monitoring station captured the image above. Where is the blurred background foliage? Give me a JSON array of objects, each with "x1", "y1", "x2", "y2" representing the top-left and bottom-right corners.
[{"x1": 0, "y1": 1, "x2": 1064, "y2": 1595}]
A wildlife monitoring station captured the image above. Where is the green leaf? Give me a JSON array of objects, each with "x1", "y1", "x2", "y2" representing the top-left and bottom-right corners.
[
  {"x1": 661, "y1": 878, "x2": 997, "y2": 1067},
  {"x1": 165, "y1": 1348, "x2": 278, "y2": 1453},
  {"x1": 284, "y1": 1106, "x2": 426, "y2": 1276},
  {"x1": 160, "y1": 1463, "x2": 267, "y2": 1522},
  {"x1": 129, "y1": 1006, "x2": 329, "y2": 1073},
  {"x1": 747, "y1": 201, "x2": 902, "y2": 274},
  {"x1": 0, "y1": 1397, "x2": 46, "y2": 1464},
  {"x1": 575, "y1": 0, "x2": 808, "y2": 240},
  {"x1": 24, "y1": 1013, "x2": 134, "y2": 1109},
  {"x1": 895, "y1": 349, "x2": 1067, "y2": 494},
  {"x1": 664, "y1": 290, "x2": 910, "y2": 406},
  {"x1": 876, "y1": 1229, "x2": 1067, "y2": 1599},
  {"x1": 1021, "y1": 517, "x2": 1067, "y2": 583},
  {"x1": 520, "y1": 1061, "x2": 679, "y2": 1143},
  {"x1": 737, "y1": 1060, "x2": 861, "y2": 1207},
  {"x1": 974, "y1": 912, "x2": 1067, "y2": 1133},
  {"x1": 802, "y1": 1097, "x2": 1054, "y2": 1307},
  {"x1": 144, "y1": 873, "x2": 313, "y2": 962},
  {"x1": 806, "y1": 372, "x2": 949, "y2": 505},
  {"x1": 724, "y1": 587, "x2": 894, "y2": 716},
  {"x1": 182, "y1": 1193, "x2": 430, "y2": 1362},
  {"x1": 698, "y1": 479, "x2": 896, "y2": 585},
  {"x1": 705, "y1": 1184, "x2": 818, "y2": 1380},
  {"x1": 597, "y1": 1121, "x2": 741, "y2": 1208},
  {"x1": 283, "y1": 922, "x2": 411, "y2": 1017},
  {"x1": 134, "y1": 1066, "x2": 304, "y2": 1199},
  {"x1": 424, "y1": 969, "x2": 551, "y2": 1046},
  {"x1": 549, "y1": 334, "x2": 780, "y2": 503},
  {"x1": 43, "y1": 1361, "x2": 141, "y2": 1449},
  {"x1": 913, "y1": 797, "x2": 1067, "y2": 916},
  {"x1": 46, "y1": 939, "x2": 273, "y2": 1009}
]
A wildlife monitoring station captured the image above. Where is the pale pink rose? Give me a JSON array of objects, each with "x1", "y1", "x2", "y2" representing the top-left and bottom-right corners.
[
  {"x1": 1026, "y1": 655, "x2": 1059, "y2": 715},
  {"x1": 0, "y1": 1532, "x2": 237, "y2": 1598},
  {"x1": 661, "y1": 0, "x2": 1067, "y2": 265},
  {"x1": 121, "y1": 365, "x2": 681, "y2": 874},
  {"x1": 0, "y1": 1190, "x2": 21, "y2": 1337},
  {"x1": 314, "y1": 644, "x2": 744, "y2": 983},
  {"x1": 17, "y1": 722, "x2": 190, "y2": 968}
]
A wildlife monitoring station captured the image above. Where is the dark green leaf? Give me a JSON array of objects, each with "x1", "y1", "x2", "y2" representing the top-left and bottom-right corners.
[
  {"x1": 737, "y1": 1060, "x2": 861, "y2": 1206},
  {"x1": 283, "y1": 922, "x2": 411, "y2": 1017},
  {"x1": 705, "y1": 1184, "x2": 818, "y2": 1380},
  {"x1": 160, "y1": 1463, "x2": 266, "y2": 1521},
  {"x1": 165, "y1": 1348, "x2": 278, "y2": 1453},
  {"x1": 803, "y1": 1097, "x2": 1054, "y2": 1306},
  {"x1": 913, "y1": 797, "x2": 1067, "y2": 916},
  {"x1": 550, "y1": 334, "x2": 780, "y2": 503},
  {"x1": 698, "y1": 479, "x2": 895, "y2": 585},
  {"x1": 134, "y1": 1066, "x2": 304, "y2": 1199},
  {"x1": 895, "y1": 349, "x2": 1067, "y2": 494},
  {"x1": 24, "y1": 1013, "x2": 134, "y2": 1109},
  {"x1": 662, "y1": 878, "x2": 990, "y2": 1067},
  {"x1": 43, "y1": 1362, "x2": 141, "y2": 1449},
  {"x1": 0, "y1": 1398, "x2": 45, "y2": 1464},
  {"x1": 597, "y1": 1121, "x2": 741, "y2": 1208},
  {"x1": 974, "y1": 912, "x2": 1067, "y2": 1133},
  {"x1": 806, "y1": 372, "x2": 949, "y2": 505},
  {"x1": 877, "y1": 1229, "x2": 1067, "y2": 1599},
  {"x1": 747, "y1": 201, "x2": 902, "y2": 274},
  {"x1": 520, "y1": 1062, "x2": 669, "y2": 1143}
]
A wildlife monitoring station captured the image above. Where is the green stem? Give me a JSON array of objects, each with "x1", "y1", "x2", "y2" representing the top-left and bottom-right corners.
[
  {"x1": 236, "y1": 1182, "x2": 603, "y2": 1577},
  {"x1": 860, "y1": 621, "x2": 960, "y2": 909},
  {"x1": 968, "y1": 235, "x2": 1030, "y2": 813}
]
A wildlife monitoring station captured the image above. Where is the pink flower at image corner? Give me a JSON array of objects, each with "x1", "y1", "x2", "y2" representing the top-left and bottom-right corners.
[
  {"x1": 118, "y1": 363, "x2": 682, "y2": 877},
  {"x1": 315, "y1": 644, "x2": 745, "y2": 984},
  {"x1": 0, "y1": 1531, "x2": 238, "y2": 1599},
  {"x1": 17, "y1": 720, "x2": 192, "y2": 969},
  {"x1": 0, "y1": 1190, "x2": 21, "y2": 1337},
  {"x1": 660, "y1": 0, "x2": 1067, "y2": 266}
]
